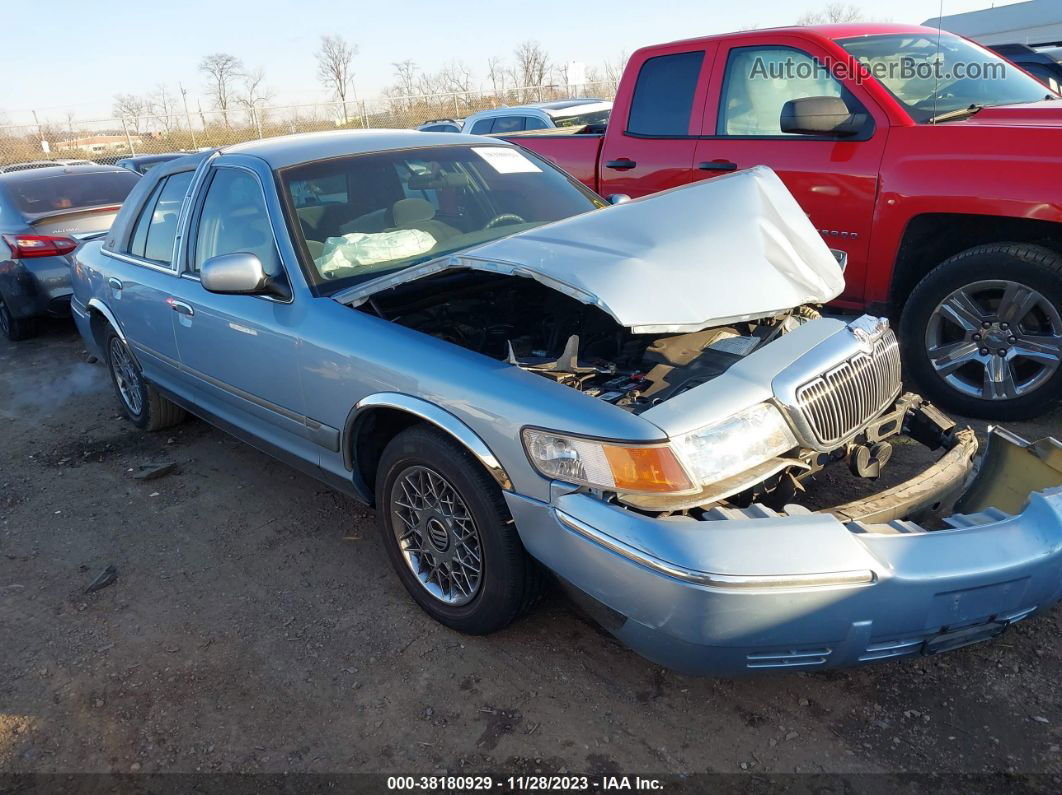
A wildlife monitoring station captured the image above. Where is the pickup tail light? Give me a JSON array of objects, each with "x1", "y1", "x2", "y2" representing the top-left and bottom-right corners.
[{"x1": 2, "y1": 234, "x2": 79, "y2": 259}]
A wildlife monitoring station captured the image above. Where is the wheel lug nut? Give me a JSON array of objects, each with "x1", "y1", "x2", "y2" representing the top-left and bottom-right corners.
[
  {"x1": 979, "y1": 347, "x2": 989, "y2": 355},
  {"x1": 997, "y1": 349, "x2": 1007, "y2": 356},
  {"x1": 1008, "y1": 336, "x2": 1016, "y2": 344},
  {"x1": 972, "y1": 333, "x2": 981, "y2": 341},
  {"x1": 1000, "y1": 322, "x2": 1009, "y2": 330},
  {"x1": 981, "y1": 321, "x2": 992, "y2": 329}
]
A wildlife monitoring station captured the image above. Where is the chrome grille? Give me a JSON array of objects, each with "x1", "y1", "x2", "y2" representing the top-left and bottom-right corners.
[{"x1": 794, "y1": 329, "x2": 901, "y2": 447}]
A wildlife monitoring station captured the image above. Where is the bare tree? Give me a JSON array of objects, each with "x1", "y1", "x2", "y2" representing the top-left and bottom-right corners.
[
  {"x1": 149, "y1": 84, "x2": 177, "y2": 133},
  {"x1": 238, "y1": 67, "x2": 274, "y2": 130},
  {"x1": 487, "y1": 56, "x2": 506, "y2": 96},
  {"x1": 511, "y1": 41, "x2": 550, "y2": 101},
  {"x1": 199, "y1": 53, "x2": 244, "y2": 126},
  {"x1": 316, "y1": 35, "x2": 358, "y2": 122},
  {"x1": 392, "y1": 60, "x2": 419, "y2": 98},
  {"x1": 796, "y1": 2, "x2": 865, "y2": 24},
  {"x1": 112, "y1": 93, "x2": 148, "y2": 134}
]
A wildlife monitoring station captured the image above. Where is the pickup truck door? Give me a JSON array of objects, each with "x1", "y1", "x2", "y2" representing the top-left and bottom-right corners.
[
  {"x1": 97, "y1": 169, "x2": 194, "y2": 393},
  {"x1": 597, "y1": 43, "x2": 717, "y2": 199},
  {"x1": 693, "y1": 38, "x2": 889, "y2": 307},
  {"x1": 166, "y1": 163, "x2": 317, "y2": 463}
]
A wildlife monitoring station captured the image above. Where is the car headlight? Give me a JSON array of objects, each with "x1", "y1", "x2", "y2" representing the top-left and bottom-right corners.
[
  {"x1": 670, "y1": 402, "x2": 798, "y2": 486},
  {"x1": 521, "y1": 429, "x2": 696, "y2": 494}
]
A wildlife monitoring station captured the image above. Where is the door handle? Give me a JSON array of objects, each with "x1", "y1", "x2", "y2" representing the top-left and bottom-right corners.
[
  {"x1": 107, "y1": 277, "x2": 123, "y2": 291},
  {"x1": 698, "y1": 161, "x2": 738, "y2": 172},
  {"x1": 169, "y1": 299, "x2": 194, "y2": 317},
  {"x1": 605, "y1": 159, "x2": 637, "y2": 170}
]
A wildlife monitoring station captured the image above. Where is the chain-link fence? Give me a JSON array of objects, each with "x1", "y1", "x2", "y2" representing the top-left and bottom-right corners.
[{"x1": 0, "y1": 82, "x2": 618, "y2": 167}]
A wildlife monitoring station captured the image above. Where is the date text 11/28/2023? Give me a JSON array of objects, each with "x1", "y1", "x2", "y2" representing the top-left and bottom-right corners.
[{"x1": 386, "y1": 775, "x2": 665, "y2": 791}]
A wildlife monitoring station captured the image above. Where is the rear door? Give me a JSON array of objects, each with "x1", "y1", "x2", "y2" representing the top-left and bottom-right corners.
[
  {"x1": 166, "y1": 162, "x2": 315, "y2": 461},
  {"x1": 693, "y1": 37, "x2": 889, "y2": 305},
  {"x1": 597, "y1": 43, "x2": 717, "y2": 198},
  {"x1": 99, "y1": 170, "x2": 193, "y2": 392}
]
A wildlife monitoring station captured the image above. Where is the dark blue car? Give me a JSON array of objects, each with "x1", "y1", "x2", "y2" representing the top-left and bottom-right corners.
[{"x1": 0, "y1": 164, "x2": 139, "y2": 340}]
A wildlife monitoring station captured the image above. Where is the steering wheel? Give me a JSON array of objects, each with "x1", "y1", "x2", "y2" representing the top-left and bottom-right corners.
[{"x1": 485, "y1": 213, "x2": 527, "y2": 230}]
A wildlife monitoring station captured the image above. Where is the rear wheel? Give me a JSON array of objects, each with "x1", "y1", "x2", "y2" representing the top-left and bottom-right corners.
[
  {"x1": 0, "y1": 295, "x2": 36, "y2": 342},
  {"x1": 375, "y1": 425, "x2": 545, "y2": 634},
  {"x1": 105, "y1": 330, "x2": 185, "y2": 431},
  {"x1": 900, "y1": 243, "x2": 1062, "y2": 419}
]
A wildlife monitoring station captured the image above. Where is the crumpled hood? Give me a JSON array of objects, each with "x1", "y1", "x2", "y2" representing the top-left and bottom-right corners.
[{"x1": 335, "y1": 166, "x2": 845, "y2": 334}]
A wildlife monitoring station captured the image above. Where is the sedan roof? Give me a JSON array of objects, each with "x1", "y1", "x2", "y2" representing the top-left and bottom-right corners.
[
  {"x1": 223, "y1": 129, "x2": 507, "y2": 169},
  {"x1": 0, "y1": 163, "x2": 129, "y2": 184}
]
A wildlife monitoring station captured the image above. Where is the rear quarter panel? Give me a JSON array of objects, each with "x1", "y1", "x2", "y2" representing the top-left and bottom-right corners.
[{"x1": 501, "y1": 133, "x2": 603, "y2": 191}]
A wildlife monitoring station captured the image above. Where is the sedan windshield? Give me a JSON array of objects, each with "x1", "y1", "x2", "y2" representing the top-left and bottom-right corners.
[
  {"x1": 838, "y1": 33, "x2": 1053, "y2": 122},
  {"x1": 281, "y1": 144, "x2": 604, "y2": 293}
]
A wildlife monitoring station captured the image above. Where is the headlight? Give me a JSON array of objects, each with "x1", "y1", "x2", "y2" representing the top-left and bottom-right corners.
[
  {"x1": 521, "y1": 429, "x2": 696, "y2": 494},
  {"x1": 671, "y1": 402, "x2": 798, "y2": 486}
]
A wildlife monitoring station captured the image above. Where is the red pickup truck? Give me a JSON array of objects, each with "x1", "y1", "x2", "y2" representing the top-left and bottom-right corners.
[{"x1": 508, "y1": 23, "x2": 1062, "y2": 419}]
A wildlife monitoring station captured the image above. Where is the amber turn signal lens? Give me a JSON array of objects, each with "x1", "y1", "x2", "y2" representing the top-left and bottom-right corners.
[{"x1": 602, "y1": 444, "x2": 694, "y2": 493}]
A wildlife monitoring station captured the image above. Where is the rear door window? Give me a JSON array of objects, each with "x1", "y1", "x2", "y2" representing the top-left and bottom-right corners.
[
  {"x1": 490, "y1": 116, "x2": 526, "y2": 133},
  {"x1": 627, "y1": 51, "x2": 705, "y2": 136},
  {"x1": 127, "y1": 172, "x2": 192, "y2": 267},
  {"x1": 470, "y1": 118, "x2": 494, "y2": 135}
]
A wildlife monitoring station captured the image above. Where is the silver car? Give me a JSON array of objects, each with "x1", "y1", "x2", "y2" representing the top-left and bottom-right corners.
[
  {"x1": 462, "y1": 99, "x2": 612, "y2": 135},
  {"x1": 69, "y1": 130, "x2": 1062, "y2": 675}
]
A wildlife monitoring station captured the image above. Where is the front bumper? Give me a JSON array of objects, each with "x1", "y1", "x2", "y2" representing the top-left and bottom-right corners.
[{"x1": 505, "y1": 431, "x2": 1062, "y2": 676}]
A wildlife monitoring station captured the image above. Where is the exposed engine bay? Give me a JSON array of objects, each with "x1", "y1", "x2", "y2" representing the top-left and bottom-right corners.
[{"x1": 361, "y1": 270, "x2": 819, "y2": 413}]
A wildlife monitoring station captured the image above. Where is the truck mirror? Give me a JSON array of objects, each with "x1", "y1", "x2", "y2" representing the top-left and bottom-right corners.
[{"x1": 780, "y1": 96, "x2": 865, "y2": 137}]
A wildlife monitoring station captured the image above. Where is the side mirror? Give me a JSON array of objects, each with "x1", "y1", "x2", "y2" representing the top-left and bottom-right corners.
[
  {"x1": 607, "y1": 194, "x2": 632, "y2": 205},
  {"x1": 780, "y1": 96, "x2": 865, "y2": 137},
  {"x1": 200, "y1": 252, "x2": 289, "y2": 299}
]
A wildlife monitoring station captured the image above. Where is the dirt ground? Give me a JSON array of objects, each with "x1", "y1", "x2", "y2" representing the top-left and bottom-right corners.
[{"x1": 1, "y1": 321, "x2": 1060, "y2": 783}]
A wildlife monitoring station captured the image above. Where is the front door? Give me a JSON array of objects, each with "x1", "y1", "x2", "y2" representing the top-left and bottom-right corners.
[
  {"x1": 168, "y1": 164, "x2": 314, "y2": 461},
  {"x1": 693, "y1": 39, "x2": 889, "y2": 307},
  {"x1": 597, "y1": 44, "x2": 717, "y2": 199}
]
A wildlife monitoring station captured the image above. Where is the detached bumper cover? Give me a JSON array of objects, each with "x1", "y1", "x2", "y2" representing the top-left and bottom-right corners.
[{"x1": 505, "y1": 448, "x2": 1062, "y2": 675}]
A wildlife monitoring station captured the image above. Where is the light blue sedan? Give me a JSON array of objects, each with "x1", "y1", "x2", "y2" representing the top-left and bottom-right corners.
[{"x1": 69, "y1": 130, "x2": 1062, "y2": 675}]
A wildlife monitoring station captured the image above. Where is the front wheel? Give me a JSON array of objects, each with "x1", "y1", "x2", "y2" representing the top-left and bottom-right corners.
[
  {"x1": 375, "y1": 425, "x2": 545, "y2": 634},
  {"x1": 900, "y1": 243, "x2": 1062, "y2": 419}
]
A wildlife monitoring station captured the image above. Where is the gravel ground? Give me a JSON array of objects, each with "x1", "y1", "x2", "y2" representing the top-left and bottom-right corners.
[{"x1": 1, "y1": 322, "x2": 1060, "y2": 783}]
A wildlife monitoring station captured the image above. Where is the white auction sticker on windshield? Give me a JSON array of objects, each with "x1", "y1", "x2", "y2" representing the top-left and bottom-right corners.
[{"x1": 473, "y1": 147, "x2": 542, "y2": 173}]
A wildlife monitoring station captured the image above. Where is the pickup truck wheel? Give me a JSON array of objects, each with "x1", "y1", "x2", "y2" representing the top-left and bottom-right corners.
[
  {"x1": 105, "y1": 330, "x2": 186, "y2": 431},
  {"x1": 0, "y1": 295, "x2": 36, "y2": 342},
  {"x1": 376, "y1": 425, "x2": 545, "y2": 635},
  {"x1": 900, "y1": 243, "x2": 1062, "y2": 419}
]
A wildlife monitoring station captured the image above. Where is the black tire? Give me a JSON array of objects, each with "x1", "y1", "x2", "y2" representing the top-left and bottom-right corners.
[
  {"x1": 0, "y1": 295, "x2": 36, "y2": 342},
  {"x1": 900, "y1": 243, "x2": 1062, "y2": 420},
  {"x1": 104, "y1": 329, "x2": 185, "y2": 431},
  {"x1": 375, "y1": 425, "x2": 545, "y2": 635}
]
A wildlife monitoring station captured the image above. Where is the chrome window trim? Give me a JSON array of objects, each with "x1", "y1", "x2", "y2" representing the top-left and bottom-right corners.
[
  {"x1": 101, "y1": 248, "x2": 178, "y2": 275},
  {"x1": 554, "y1": 510, "x2": 876, "y2": 590}
]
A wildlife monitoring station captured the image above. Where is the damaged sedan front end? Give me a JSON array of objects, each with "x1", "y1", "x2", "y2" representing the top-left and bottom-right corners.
[
  {"x1": 73, "y1": 134, "x2": 1061, "y2": 676},
  {"x1": 333, "y1": 162, "x2": 1061, "y2": 674}
]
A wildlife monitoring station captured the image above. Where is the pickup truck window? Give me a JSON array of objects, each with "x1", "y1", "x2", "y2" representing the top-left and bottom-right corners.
[
  {"x1": 192, "y1": 167, "x2": 282, "y2": 277},
  {"x1": 627, "y1": 51, "x2": 704, "y2": 136},
  {"x1": 279, "y1": 145, "x2": 603, "y2": 293},
  {"x1": 838, "y1": 33, "x2": 1049, "y2": 123},
  {"x1": 719, "y1": 46, "x2": 852, "y2": 136}
]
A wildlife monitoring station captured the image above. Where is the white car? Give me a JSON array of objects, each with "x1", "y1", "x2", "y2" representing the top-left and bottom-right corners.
[{"x1": 461, "y1": 99, "x2": 612, "y2": 135}]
